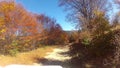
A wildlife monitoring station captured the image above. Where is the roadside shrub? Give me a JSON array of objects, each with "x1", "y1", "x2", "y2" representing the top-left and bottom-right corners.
[
  {"x1": 69, "y1": 28, "x2": 120, "y2": 67},
  {"x1": 0, "y1": 38, "x2": 39, "y2": 56},
  {"x1": 69, "y1": 39, "x2": 91, "y2": 66},
  {"x1": 69, "y1": 42, "x2": 86, "y2": 59},
  {"x1": 69, "y1": 31, "x2": 91, "y2": 61},
  {"x1": 8, "y1": 49, "x2": 19, "y2": 56},
  {"x1": 89, "y1": 31, "x2": 114, "y2": 59},
  {"x1": 79, "y1": 31, "x2": 91, "y2": 40},
  {"x1": 109, "y1": 29, "x2": 120, "y2": 66}
]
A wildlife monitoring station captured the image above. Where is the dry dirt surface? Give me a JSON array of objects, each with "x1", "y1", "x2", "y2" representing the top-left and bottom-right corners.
[
  {"x1": 39, "y1": 46, "x2": 72, "y2": 68},
  {"x1": 45, "y1": 46, "x2": 71, "y2": 61},
  {"x1": 0, "y1": 46, "x2": 71, "y2": 68}
]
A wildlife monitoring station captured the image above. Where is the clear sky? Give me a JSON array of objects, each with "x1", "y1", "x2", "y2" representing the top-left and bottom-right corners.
[{"x1": 16, "y1": 0, "x2": 75, "y2": 31}]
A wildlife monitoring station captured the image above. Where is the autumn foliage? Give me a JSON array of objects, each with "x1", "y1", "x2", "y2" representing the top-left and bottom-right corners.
[
  {"x1": 0, "y1": 1, "x2": 68, "y2": 55},
  {"x1": 60, "y1": 0, "x2": 120, "y2": 67},
  {"x1": 35, "y1": 14, "x2": 68, "y2": 45}
]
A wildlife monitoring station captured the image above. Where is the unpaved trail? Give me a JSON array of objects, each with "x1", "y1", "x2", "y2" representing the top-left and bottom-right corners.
[
  {"x1": 40, "y1": 46, "x2": 72, "y2": 68},
  {"x1": 0, "y1": 46, "x2": 72, "y2": 68},
  {"x1": 45, "y1": 46, "x2": 71, "y2": 61}
]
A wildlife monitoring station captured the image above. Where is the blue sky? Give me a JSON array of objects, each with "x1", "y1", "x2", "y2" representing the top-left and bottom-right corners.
[{"x1": 16, "y1": 0, "x2": 75, "y2": 31}]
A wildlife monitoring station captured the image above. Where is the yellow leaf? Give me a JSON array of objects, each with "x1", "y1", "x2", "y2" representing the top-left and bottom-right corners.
[{"x1": 1, "y1": 29, "x2": 6, "y2": 33}]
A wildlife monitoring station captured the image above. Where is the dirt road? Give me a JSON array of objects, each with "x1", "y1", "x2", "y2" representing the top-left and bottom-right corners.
[
  {"x1": 1, "y1": 46, "x2": 72, "y2": 68},
  {"x1": 40, "y1": 46, "x2": 72, "y2": 68}
]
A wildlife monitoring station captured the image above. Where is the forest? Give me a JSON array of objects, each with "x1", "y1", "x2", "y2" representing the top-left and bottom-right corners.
[
  {"x1": 0, "y1": 0, "x2": 119, "y2": 68},
  {"x1": 0, "y1": 0, "x2": 68, "y2": 55}
]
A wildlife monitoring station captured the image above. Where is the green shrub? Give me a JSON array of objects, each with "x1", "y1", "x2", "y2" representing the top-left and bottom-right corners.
[
  {"x1": 82, "y1": 38, "x2": 90, "y2": 45},
  {"x1": 8, "y1": 49, "x2": 19, "y2": 56}
]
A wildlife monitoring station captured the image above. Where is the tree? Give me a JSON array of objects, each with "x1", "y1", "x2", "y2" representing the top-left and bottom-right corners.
[
  {"x1": 0, "y1": 1, "x2": 39, "y2": 38},
  {"x1": 0, "y1": 0, "x2": 43, "y2": 54},
  {"x1": 90, "y1": 10, "x2": 110, "y2": 36},
  {"x1": 36, "y1": 14, "x2": 68, "y2": 45},
  {"x1": 59, "y1": 0, "x2": 110, "y2": 30}
]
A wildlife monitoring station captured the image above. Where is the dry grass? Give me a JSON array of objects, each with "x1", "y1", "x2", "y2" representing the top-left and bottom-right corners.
[{"x1": 0, "y1": 46, "x2": 57, "y2": 66}]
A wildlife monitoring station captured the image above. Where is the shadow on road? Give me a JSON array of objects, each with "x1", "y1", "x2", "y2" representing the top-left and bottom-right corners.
[
  {"x1": 38, "y1": 58, "x2": 69, "y2": 67},
  {"x1": 37, "y1": 58, "x2": 83, "y2": 68},
  {"x1": 35, "y1": 49, "x2": 83, "y2": 68}
]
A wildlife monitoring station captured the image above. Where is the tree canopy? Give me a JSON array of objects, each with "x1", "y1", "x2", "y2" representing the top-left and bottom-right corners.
[{"x1": 59, "y1": 0, "x2": 110, "y2": 30}]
